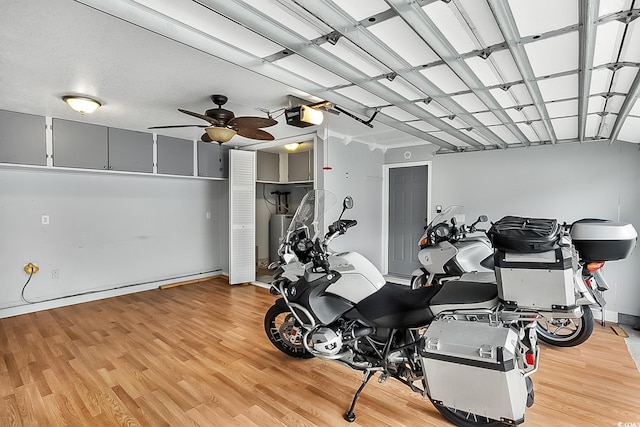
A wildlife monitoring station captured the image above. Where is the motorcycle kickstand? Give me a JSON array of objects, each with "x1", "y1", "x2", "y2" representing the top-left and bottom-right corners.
[{"x1": 343, "y1": 369, "x2": 374, "y2": 422}]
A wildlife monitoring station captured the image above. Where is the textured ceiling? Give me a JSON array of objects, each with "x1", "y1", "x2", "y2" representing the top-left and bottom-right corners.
[{"x1": 1, "y1": 0, "x2": 639, "y2": 153}]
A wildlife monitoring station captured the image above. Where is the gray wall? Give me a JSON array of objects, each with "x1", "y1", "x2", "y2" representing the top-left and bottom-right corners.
[
  {"x1": 318, "y1": 136, "x2": 384, "y2": 268},
  {"x1": 0, "y1": 168, "x2": 228, "y2": 317},
  {"x1": 385, "y1": 141, "x2": 640, "y2": 318}
]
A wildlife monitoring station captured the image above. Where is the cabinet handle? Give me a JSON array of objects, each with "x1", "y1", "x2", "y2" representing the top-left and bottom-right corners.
[
  {"x1": 103, "y1": 166, "x2": 108, "y2": 169},
  {"x1": 109, "y1": 166, "x2": 113, "y2": 170}
]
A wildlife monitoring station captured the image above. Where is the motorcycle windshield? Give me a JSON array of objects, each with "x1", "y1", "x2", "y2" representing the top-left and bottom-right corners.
[
  {"x1": 428, "y1": 205, "x2": 465, "y2": 228},
  {"x1": 287, "y1": 190, "x2": 337, "y2": 241}
]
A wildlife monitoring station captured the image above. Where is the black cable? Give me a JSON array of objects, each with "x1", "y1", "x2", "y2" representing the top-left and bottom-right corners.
[
  {"x1": 17, "y1": 268, "x2": 222, "y2": 305},
  {"x1": 20, "y1": 272, "x2": 34, "y2": 303}
]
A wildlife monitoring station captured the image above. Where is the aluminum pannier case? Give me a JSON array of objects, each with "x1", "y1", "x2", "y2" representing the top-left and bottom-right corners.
[
  {"x1": 421, "y1": 319, "x2": 528, "y2": 424},
  {"x1": 494, "y1": 247, "x2": 576, "y2": 309}
]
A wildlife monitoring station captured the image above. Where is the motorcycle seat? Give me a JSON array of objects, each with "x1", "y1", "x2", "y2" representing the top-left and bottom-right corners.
[
  {"x1": 355, "y1": 282, "x2": 442, "y2": 329},
  {"x1": 429, "y1": 280, "x2": 499, "y2": 316}
]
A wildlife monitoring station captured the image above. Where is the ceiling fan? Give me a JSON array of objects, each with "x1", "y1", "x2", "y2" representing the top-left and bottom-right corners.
[{"x1": 149, "y1": 94, "x2": 277, "y2": 143}]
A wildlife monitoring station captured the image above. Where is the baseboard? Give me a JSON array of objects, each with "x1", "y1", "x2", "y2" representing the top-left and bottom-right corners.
[
  {"x1": 591, "y1": 308, "x2": 618, "y2": 323},
  {"x1": 619, "y1": 313, "x2": 640, "y2": 327},
  {"x1": 0, "y1": 271, "x2": 222, "y2": 319}
]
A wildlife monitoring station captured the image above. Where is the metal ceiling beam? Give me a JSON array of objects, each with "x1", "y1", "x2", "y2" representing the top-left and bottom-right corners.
[
  {"x1": 578, "y1": 0, "x2": 599, "y2": 142},
  {"x1": 387, "y1": 0, "x2": 530, "y2": 148},
  {"x1": 289, "y1": 0, "x2": 490, "y2": 149},
  {"x1": 84, "y1": 0, "x2": 463, "y2": 150},
  {"x1": 488, "y1": 0, "x2": 558, "y2": 144},
  {"x1": 204, "y1": 0, "x2": 464, "y2": 151},
  {"x1": 609, "y1": 70, "x2": 640, "y2": 143}
]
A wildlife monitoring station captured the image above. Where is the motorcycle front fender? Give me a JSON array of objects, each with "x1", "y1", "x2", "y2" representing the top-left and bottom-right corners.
[{"x1": 411, "y1": 268, "x2": 425, "y2": 277}]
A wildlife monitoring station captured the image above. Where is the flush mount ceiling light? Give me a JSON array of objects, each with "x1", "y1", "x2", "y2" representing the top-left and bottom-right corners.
[
  {"x1": 205, "y1": 126, "x2": 237, "y2": 143},
  {"x1": 62, "y1": 96, "x2": 101, "y2": 114},
  {"x1": 284, "y1": 143, "x2": 300, "y2": 151}
]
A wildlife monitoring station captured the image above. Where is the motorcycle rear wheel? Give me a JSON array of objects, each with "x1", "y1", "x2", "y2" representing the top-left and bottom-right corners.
[
  {"x1": 264, "y1": 304, "x2": 314, "y2": 359},
  {"x1": 536, "y1": 305, "x2": 594, "y2": 347},
  {"x1": 433, "y1": 405, "x2": 510, "y2": 426}
]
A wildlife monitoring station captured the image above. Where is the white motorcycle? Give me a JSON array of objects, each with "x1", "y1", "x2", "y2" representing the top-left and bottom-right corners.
[
  {"x1": 266, "y1": 190, "x2": 599, "y2": 426},
  {"x1": 411, "y1": 206, "x2": 638, "y2": 347}
]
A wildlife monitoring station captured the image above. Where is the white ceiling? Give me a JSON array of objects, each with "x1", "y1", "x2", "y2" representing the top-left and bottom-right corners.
[{"x1": 1, "y1": 0, "x2": 639, "y2": 153}]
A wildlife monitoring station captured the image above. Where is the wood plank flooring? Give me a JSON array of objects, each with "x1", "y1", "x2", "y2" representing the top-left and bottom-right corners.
[{"x1": 1, "y1": 277, "x2": 639, "y2": 426}]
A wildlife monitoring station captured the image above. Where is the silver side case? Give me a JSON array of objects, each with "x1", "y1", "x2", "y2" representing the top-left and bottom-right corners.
[
  {"x1": 421, "y1": 319, "x2": 528, "y2": 424},
  {"x1": 495, "y1": 248, "x2": 576, "y2": 310}
]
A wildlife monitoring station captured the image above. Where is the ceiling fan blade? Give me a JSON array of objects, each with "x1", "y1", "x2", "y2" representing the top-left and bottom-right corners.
[
  {"x1": 237, "y1": 127, "x2": 275, "y2": 141},
  {"x1": 229, "y1": 116, "x2": 277, "y2": 129},
  {"x1": 148, "y1": 124, "x2": 208, "y2": 129},
  {"x1": 178, "y1": 109, "x2": 220, "y2": 125},
  {"x1": 200, "y1": 133, "x2": 213, "y2": 143}
]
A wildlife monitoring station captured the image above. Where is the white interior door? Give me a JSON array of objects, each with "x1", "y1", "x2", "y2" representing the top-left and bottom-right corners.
[{"x1": 229, "y1": 150, "x2": 256, "y2": 284}]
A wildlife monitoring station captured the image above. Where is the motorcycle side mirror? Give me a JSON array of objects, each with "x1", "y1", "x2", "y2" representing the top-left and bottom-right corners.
[
  {"x1": 343, "y1": 196, "x2": 354, "y2": 210},
  {"x1": 338, "y1": 196, "x2": 353, "y2": 221},
  {"x1": 478, "y1": 215, "x2": 488, "y2": 222}
]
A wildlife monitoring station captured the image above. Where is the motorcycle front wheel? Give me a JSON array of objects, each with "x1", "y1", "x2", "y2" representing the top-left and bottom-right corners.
[
  {"x1": 411, "y1": 273, "x2": 428, "y2": 289},
  {"x1": 264, "y1": 304, "x2": 314, "y2": 359},
  {"x1": 536, "y1": 305, "x2": 594, "y2": 347}
]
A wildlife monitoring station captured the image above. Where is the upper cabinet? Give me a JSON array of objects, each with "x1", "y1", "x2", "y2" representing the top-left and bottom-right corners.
[
  {"x1": 53, "y1": 119, "x2": 153, "y2": 172},
  {"x1": 1, "y1": 108, "x2": 229, "y2": 180},
  {"x1": 0, "y1": 110, "x2": 46, "y2": 166},
  {"x1": 198, "y1": 141, "x2": 228, "y2": 179},
  {"x1": 53, "y1": 119, "x2": 108, "y2": 169},
  {"x1": 108, "y1": 128, "x2": 153, "y2": 173},
  {"x1": 257, "y1": 149, "x2": 313, "y2": 183},
  {"x1": 157, "y1": 135, "x2": 193, "y2": 176},
  {"x1": 288, "y1": 150, "x2": 313, "y2": 182}
]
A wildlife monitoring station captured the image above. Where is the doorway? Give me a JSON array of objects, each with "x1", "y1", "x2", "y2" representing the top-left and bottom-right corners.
[
  {"x1": 254, "y1": 141, "x2": 314, "y2": 284},
  {"x1": 383, "y1": 162, "x2": 431, "y2": 278}
]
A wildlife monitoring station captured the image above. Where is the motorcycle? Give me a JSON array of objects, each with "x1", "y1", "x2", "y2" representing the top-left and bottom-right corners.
[
  {"x1": 264, "y1": 190, "x2": 543, "y2": 426},
  {"x1": 411, "y1": 206, "x2": 638, "y2": 347}
]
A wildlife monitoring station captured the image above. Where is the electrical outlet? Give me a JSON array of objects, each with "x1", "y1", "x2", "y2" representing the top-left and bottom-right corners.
[
  {"x1": 206, "y1": 211, "x2": 211, "y2": 219},
  {"x1": 52, "y1": 269, "x2": 59, "y2": 279},
  {"x1": 24, "y1": 263, "x2": 39, "y2": 274},
  {"x1": 42, "y1": 215, "x2": 49, "y2": 225}
]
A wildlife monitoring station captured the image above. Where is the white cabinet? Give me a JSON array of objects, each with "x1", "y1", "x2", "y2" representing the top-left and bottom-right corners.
[{"x1": 256, "y1": 149, "x2": 313, "y2": 183}]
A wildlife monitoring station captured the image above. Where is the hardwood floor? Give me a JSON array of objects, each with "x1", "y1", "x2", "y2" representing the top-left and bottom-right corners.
[{"x1": 1, "y1": 277, "x2": 639, "y2": 426}]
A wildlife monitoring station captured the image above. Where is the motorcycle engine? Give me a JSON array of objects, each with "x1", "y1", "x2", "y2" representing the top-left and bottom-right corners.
[{"x1": 310, "y1": 327, "x2": 343, "y2": 357}]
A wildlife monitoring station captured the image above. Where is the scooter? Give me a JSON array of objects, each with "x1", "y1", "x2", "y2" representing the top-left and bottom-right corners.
[{"x1": 411, "y1": 206, "x2": 638, "y2": 347}]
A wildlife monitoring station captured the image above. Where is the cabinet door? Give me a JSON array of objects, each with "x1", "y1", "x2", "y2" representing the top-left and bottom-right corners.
[
  {"x1": 157, "y1": 135, "x2": 193, "y2": 176},
  {"x1": 256, "y1": 150, "x2": 279, "y2": 182},
  {"x1": 53, "y1": 119, "x2": 108, "y2": 169},
  {"x1": 0, "y1": 110, "x2": 46, "y2": 166},
  {"x1": 108, "y1": 128, "x2": 153, "y2": 173},
  {"x1": 197, "y1": 141, "x2": 228, "y2": 178},
  {"x1": 288, "y1": 150, "x2": 312, "y2": 182}
]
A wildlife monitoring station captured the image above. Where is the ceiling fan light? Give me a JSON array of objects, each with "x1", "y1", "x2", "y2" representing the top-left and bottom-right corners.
[
  {"x1": 284, "y1": 143, "x2": 300, "y2": 151},
  {"x1": 63, "y1": 96, "x2": 101, "y2": 114},
  {"x1": 205, "y1": 126, "x2": 237, "y2": 142}
]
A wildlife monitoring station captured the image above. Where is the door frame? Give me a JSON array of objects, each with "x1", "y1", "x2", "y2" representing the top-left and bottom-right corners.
[{"x1": 382, "y1": 160, "x2": 432, "y2": 275}]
